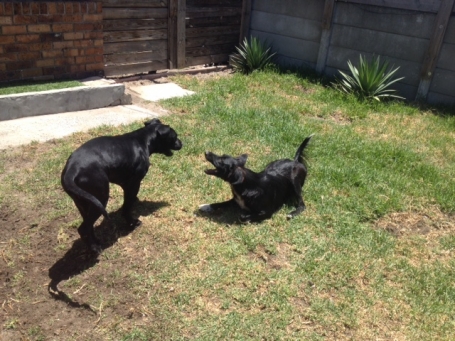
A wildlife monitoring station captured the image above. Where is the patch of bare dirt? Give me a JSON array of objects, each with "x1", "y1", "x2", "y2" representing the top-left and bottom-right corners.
[
  {"x1": 189, "y1": 67, "x2": 233, "y2": 80},
  {"x1": 374, "y1": 209, "x2": 455, "y2": 267},
  {"x1": 1, "y1": 201, "x2": 85, "y2": 339},
  {"x1": 249, "y1": 243, "x2": 293, "y2": 271},
  {"x1": 374, "y1": 209, "x2": 455, "y2": 238},
  {"x1": 329, "y1": 111, "x2": 353, "y2": 125},
  {"x1": 0, "y1": 190, "x2": 167, "y2": 340}
]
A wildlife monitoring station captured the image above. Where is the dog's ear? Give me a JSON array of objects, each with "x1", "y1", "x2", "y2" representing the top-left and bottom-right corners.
[
  {"x1": 144, "y1": 118, "x2": 162, "y2": 126},
  {"x1": 156, "y1": 125, "x2": 171, "y2": 136},
  {"x1": 230, "y1": 167, "x2": 245, "y2": 185},
  {"x1": 236, "y1": 154, "x2": 248, "y2": 167}
]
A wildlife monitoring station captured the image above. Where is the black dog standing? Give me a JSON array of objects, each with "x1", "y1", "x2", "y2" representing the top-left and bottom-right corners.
[
  {"x1": 200, "y1": 135, "x2": 313, "y2": 223},
  {"x1": 61, "y1": 118, "x2": 182, "y2": 253}
]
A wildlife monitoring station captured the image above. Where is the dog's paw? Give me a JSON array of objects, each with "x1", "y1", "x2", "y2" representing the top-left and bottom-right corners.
[
  {"x1": 287, "y1": 206, "x2": 305, "y2": 220},
  {"x1": 89, "y1": 243, "x2": 103, "y2": 255},
  {"x1": 239, "y1": 214, "x2": 251, "y2": 224},
  {"x1": 198, "y1": 204, "x2": 214, "y2": 213},
  {"x1": 286, "y1": 212, "x2": 300, "y2": 220},
  {"x1": 128, "y1": 219, "x2": 142, "y2": 230}
]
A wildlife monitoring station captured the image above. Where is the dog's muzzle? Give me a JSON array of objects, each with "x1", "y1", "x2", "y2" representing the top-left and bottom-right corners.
[
  {"x1": 204, "y1": 151, "x2": 214, "y2": 162},
  {"x1": 165, "y1": 139, "x2": 182, "y2": 156},
  {"x1": 204, "y1": 151, "x2": 218, "y2": 175},
  {"x1": 174, "y1": 139, "x2": 183, "y2": 151}
]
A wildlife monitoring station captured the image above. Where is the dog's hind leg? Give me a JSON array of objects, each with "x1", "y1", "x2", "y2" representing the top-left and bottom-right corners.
[
  {"x1": 76, "y1": 204, "x2": 104, "y2": 254},
  {"x1": 121, "y1": 179, "x2": 143, "y2": 229},
  {"x1": 74, "y1": 181, "x2": 109, "y2": 254}
]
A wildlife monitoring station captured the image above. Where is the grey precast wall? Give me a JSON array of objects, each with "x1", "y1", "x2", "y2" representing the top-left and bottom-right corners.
[{"x1": 248, "y1": 0, "x2": 455, "y2": 106}]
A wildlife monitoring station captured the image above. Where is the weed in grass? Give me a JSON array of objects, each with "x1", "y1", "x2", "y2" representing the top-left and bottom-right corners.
[
  {"x1": 11, "y1": 270, "x2": 25, "y2": 286},
  {"x1": 440, "y1": 235, "x2": 455, "y2": 251},
  {"x1": 28, "y1": 326, "x2": 45, "y2": 341},
  {"x1": 3, "y1": 319, "x2": 19, "y2": 330},
  {"x1": 121, "y1": 328, "x2": 151, "y2": 341}
]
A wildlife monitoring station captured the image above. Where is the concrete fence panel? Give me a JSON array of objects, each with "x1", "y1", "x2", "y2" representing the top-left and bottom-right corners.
[{"x1": 247, "y1": 0, "x2": 455, "y2": 106}]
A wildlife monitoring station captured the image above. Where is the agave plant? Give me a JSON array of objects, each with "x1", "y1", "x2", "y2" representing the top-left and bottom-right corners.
[
  {"x1": 230, "y1": 36, "x2": 276, "y2": 74},
  {"x1": 335, "y1": 55, "x2": 404, "y2": 101}
]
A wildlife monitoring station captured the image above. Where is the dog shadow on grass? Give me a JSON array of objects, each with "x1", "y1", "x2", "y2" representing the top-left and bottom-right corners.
[
  {"x1": 47, "y1": 200, "x2": 169, "y2": 311},
  {"x1": 196, "y1": 207, "x2": 244, "y2": 226}
]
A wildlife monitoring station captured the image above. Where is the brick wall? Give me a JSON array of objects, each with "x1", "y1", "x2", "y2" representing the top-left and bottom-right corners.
[{"x1": 0, "y1": 1, "x2": 104, "y2": 83}]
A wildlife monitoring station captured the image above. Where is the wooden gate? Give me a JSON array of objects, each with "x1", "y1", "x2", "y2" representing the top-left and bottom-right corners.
[
  {"x1": 103, "y1": 0, "x2": 246, "y2": 78},
  {"x1": 185, "y1": 0, "x2": 243, "y2": 67},
  {"x1": 103, "y1": 0, "x2": 169, "y2": 77}
]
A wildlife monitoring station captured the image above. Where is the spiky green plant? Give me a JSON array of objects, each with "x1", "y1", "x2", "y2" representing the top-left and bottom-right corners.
[
  {"x1": 230, "y1": 36, "x2": 276, "y2": 74},
  {"x1": 335, "y1": 55, "x2": 405, "y2": 101}
]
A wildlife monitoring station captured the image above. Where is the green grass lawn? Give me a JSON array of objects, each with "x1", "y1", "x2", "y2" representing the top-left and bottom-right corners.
[
  {"x1": 0, "y1": 80, "x2": 83, "y2": 95},
  {"x1": 1, "y1": 69, "x2": 454, "y2": 340}
]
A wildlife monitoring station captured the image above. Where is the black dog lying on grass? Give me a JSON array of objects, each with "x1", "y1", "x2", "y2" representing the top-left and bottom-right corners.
[
  {"x1": 61, "y1": 118, "x2": 182, "y2": 253},
  {"x1": 199, "y1": 135, "x2": 313, "y2": 223}
]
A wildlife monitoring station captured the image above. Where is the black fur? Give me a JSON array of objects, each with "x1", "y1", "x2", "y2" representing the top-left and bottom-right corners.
[
  {"x1": 61, "y1": 118, "x2": 182, "y2": 253},
  {"x1": 200, "y1": 135, "x2": 313, "y2": 223}
]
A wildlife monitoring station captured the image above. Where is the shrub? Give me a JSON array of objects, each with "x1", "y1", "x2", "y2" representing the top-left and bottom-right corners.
[
  {"x1": 230, "y1": 36, "x2": 276, "y2": 74},
  {"x1": 334, "y1": 55, "x2": 404, "y2": 101}
]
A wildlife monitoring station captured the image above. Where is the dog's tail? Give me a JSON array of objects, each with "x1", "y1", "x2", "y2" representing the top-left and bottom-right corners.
[
  {"x1": 61, "y1": 168, "x2": 109, "y2": 219},
  {"x1": 294, "y1": 134, "x2": 314, "y2": 164}
]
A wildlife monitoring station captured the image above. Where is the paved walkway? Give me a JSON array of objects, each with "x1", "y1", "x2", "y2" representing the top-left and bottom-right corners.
[{"x1": 0, "y1": 105, "x2": 158, "y2": 150}]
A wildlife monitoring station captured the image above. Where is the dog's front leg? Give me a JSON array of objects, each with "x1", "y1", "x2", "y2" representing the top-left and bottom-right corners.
[
  {"x1": 287, "y1": 191, "x2": 306, "y2": 219},
  {"x1": 239, "y1": 210, "x2": 273, "y2": 223},
  {"x1": 287, "y1": 177, "x2": 307, "y2": 219},
  {"x1": 287, "y1": 203, "x2": 306, "y2": 219},
  {"x1": 199, "y1": 198, "x2": 237, "y2": 213}
]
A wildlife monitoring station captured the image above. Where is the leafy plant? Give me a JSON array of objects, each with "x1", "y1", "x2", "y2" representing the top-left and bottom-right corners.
[
  {"x1": 230, "y1": 36, "x2": 276, "y2": 74},
  {"x1": 334, "y1": 54, "x2": 404, "y2": 101}
]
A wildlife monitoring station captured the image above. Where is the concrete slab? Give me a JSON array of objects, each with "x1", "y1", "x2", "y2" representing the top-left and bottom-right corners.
[
  {"x1": 0, "y1": 105, "x2": 158, "y2": 150},
  {"x1": 129, "y1": 82, "x2": 195, "y2": 102},
  {"x1": 0, "y1": 78, "x2": 131, "y2": 122}
]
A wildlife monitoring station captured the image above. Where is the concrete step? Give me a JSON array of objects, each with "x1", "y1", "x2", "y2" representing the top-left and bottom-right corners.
[{"x1": 0, "y1": 77, "x2": 131, "y2": 122}]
